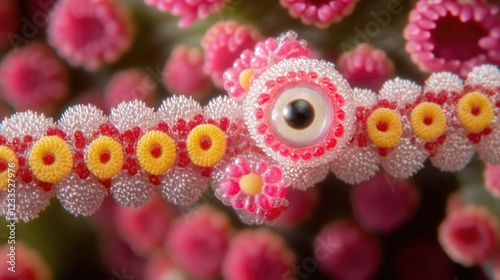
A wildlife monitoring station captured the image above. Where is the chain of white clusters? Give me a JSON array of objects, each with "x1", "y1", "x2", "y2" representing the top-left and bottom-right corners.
[{"x1": 0, "y1": 34, "x2": 499, "y2": 225}]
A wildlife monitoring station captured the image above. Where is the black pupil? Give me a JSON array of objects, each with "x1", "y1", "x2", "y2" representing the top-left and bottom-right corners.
[{"x1": 283, "y1": 99, "x2": 315, "y2": 129}]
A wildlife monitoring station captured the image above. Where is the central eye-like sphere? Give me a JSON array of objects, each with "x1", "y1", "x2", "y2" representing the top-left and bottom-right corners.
[{"x1": 283, "y1": 99, "x2": 315, "y2": 129}]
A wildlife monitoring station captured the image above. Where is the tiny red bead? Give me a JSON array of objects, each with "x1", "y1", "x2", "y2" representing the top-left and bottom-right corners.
[
  {"x1": 23, "y1": 135, "x2": 33, "y2": 143},
  {"x1": 483, "y1": 127, "x2": 493, "y2": 135},
  {"x1": 38, "y1": 181, "x2": 53, "y2": 192},
  {"x1": 334, "y1": 124, "x2": 344, "y2": 138},
  {"x1": 301, "y1": 152, "x2": 312, "y2": 160},
  {"x1": 265, "y1": 80, "x2": 275, "y2": 88},
  {"x1": 326, "y1": 138, "x2": 337, "y2": 150},
  {"x1": 42, "y1": 153, "x2": 55, "y2": 165},
  {"x1": 264, "y1": 135, "x2": 274, "y2": 145},
  {"x1": 125, "y1": 145, "x2": 135, "y2": 154},
  {"x1": 313, "y1": 147, "x2": 325, "y2": 157},
  {"x1": 193, "y1": 114, "x2": 204, "y2": 124},
  {"x1": 12, "y1": 137, "x2": 20, "y2": 146},
  {"x1": 132, "y1": 127, "x2": 141, "y2": 139},
  {"x1": 200, "y1": 136, "x2": 212, "y2": 151},
  {"x1": 157, "y1": 121, "x2": 169, "y2": 132},
  {"x1": 280, "y1": 149, "x2": 290, "y2": 156},
  {"x1": 290, "y1": 152, "x2": 300, "y2": 162},
  {"x1": 177, "y1": 141, "x2": 186, "y2": 149},
  {"x1": 287, "y1": 71, "x2": 297, "y2": 78},
  {"x1": 188, "y1": 121, "x2": 198, "y2": 130},
  {"x1": 276, "y1": 76, "x2": 286, "y2": 83},
  {"x1": 495, "y1": 101, "x2": 500, "y2": 108},
  {"x1": 179, "y1": 151, "x2": 189, "y2": 159},
  {"x1": 423, "y1": 116, "x2": 433, "y2": 125},
  {"x1": 98, "y1": 179, "x2": 112, "y2": 189},
  {"x1": 74, "y1": 151, "x2": 84, "y2": 160},
  {"x1": 18, "y1": 157, "x2": 25, "y2": 166},
  {"x1": 424, "y1": 142, "x2": 436, "y2": 152},
  {"x1": 437, "y1": 134, "x2": 447, "y2": 145},
  {"x1": 335, "y1": 94, "x2": 344, "y2": 106},
  {"x1": 0, "y1": 160, "x2": 8, "y2": 172},
  {"x1": 0, "y1": 136, "x2": 6, "y2": 145},
  {"x1": 149, "y1": 174, "x2": 161, "y2": 185},
  {"x1": 336, "y1": 110, "x2": 345, "y2": 120},
  {"x1": 307, "y1": 71, "x2": 318, "y2": 79},
  {"x1": 378, "y1": 148, "x2": 388, "y2": 157},
  {"x1": 100, "y1": 151, "x2": 111, "y2": 163},
  {"x1": 150, "y1": 144, "x2": 162, "y2": 158},
  {"x1": 471, "y1": 106, "x2": 480, "y2": 116},
  {"x1": 358, "y1": 134, "x2": 368, "y2": 148},
  {"x1": 258, "y1": 94, "x2": 270, "y2": 105},
  {"x1": 378, "y1": 99, "x2": 389, "y2": 108},
  {"x1": 468, "y1": 133, "x2": 481, "y2": 144},
  {"x1": 257, "y1": 124, "x2": 267, "y2": 134},
  {"x1": 376, "y1": 121, "x2": 388, "y2": 132},
  {"x1": 219, "y1": 117, "x2": 230, "y2": 131},
  {"x1": 271, "y1": 142, "x2": 280, "y2": 151},
  {"x1": 207, "y1": 118, "x2": 216, "y2": 125},
  {"x1": 200, "y1": 167, "x2": 212, "y2": 177},
  {"x1": 255, "y1": 108, "x2": 264, "y2": 119}
]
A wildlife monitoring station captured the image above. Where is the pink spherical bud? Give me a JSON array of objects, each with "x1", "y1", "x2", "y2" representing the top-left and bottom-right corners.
[
  {"x1": 439, "y1": 206, "x2": 500, "y2": 266},
  {"x1": 48, "y1": 0, "x2": 134, "y2": 70},
  {"x1": 144, "y1": 252, "x2": 187, "y2": 280},
  {"x1": 275, "y1": 187, "x2": 319, "y2": 227},
  {"x1": 0, "y1": 42, "x2": 68, "y2": 113},
  {"x1": 485, "y1": 164, "x2": 500, "y2": 197},
  {"x1": 314, "y1": 220, "x2": 382, "y2": 280},
  {"x1": 116, "y1": 196, "x2": 178, "y2": 256},
  {"x1": 351, "y1": 171, "x2": 420, "y2": 233},
  {"x1": 145, "y1": 0, "x2": 228, "y2": 27},
  {"x1": 0, "y1": 0, "x2": 19, "y2": 49},
  {"x1": 0, "y1": 242, "x2": 52, "y2": 280},
  {"x1": 166, "y1": 206, "x2": 233, "y2": 279},
  {"x1": 337, "y1": 44, "x2": 395, "y2": 91},
  {"x1": 280, "y1": 0, "x2": 358, "y2": 29},
  {"x1": 222, "y1": 228, "x2": 296, "y2": 280},
  {"x1": 202, "y1": 21, "x2": 262, "y2": 88},
  {"x1": 163, "y1": 45, "x2": 212, "y2": 99},
  {"x1": 404, "y1": 0, "x2": 500, "y2": 77},
  {"x1": 105, "y1": 68, "x2": 156, "y2": 109}
]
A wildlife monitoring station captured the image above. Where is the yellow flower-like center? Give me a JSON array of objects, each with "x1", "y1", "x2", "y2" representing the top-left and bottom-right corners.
[
  {"x1": 186, "y1": 124, "x2": 227, "y2": 167},
  {"x1": 29, "y1": 136, "x2": 73, "y2": 184},
  {"x1": 28, "y1": 136, "x2": 73, "y2": 184},
  {"x1": 136, "y1": 130, "x2": 176, "y2": 175},
  {"x1": 239, "y1": 173, "x2": 264, "y2": 196},
  {"x1": 366, "y1": 108, "x2": 403, "y2": 148},
  {"x1": 239, "y1": 68, "x2": 253, "y2": 91},
  {"x1": 86, "y1": 136, "x2": 124, "y2": 180},
  {"x1": 456, "y1": 91, "x2": 495, "y2": 132},
  {"x1": 411, "y1": 102, "x2": 447, "y2": 141},
  {"x1": 0, "y1": 146, "x2": 18, "y2": 189}
]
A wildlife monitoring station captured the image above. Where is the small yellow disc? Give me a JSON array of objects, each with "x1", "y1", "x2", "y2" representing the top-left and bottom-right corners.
[
  {"x1": 456, "y1": 91, "x2": 494, "y2": 132},
  {"x1": 186, "y1": 124, "x2": 227, "y2": 167},
  {"x1": 239, "y1": 69, "x2": 253, "y2": 91},
  {"x1": 29, "y1": 136, "x2": 73, "y2": 184},
  {"x1": 411, "y1": 102, "x2": 447, "y2": 141},
  {"x1": 0, "y1": 146, "x2": 18, "y2": 189},
  {"x1": 239, "y1": 173, "x2": 264, "y2": 196},
  {"x1": 136, "y1": 130, "x2": 176, "y2": 175},
  {"x1": 366, "y1": 108, "x2": 403, "y2": 148},
  {"x1": 86, "y1": 136, "x2": 124, "y2": 180}
]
